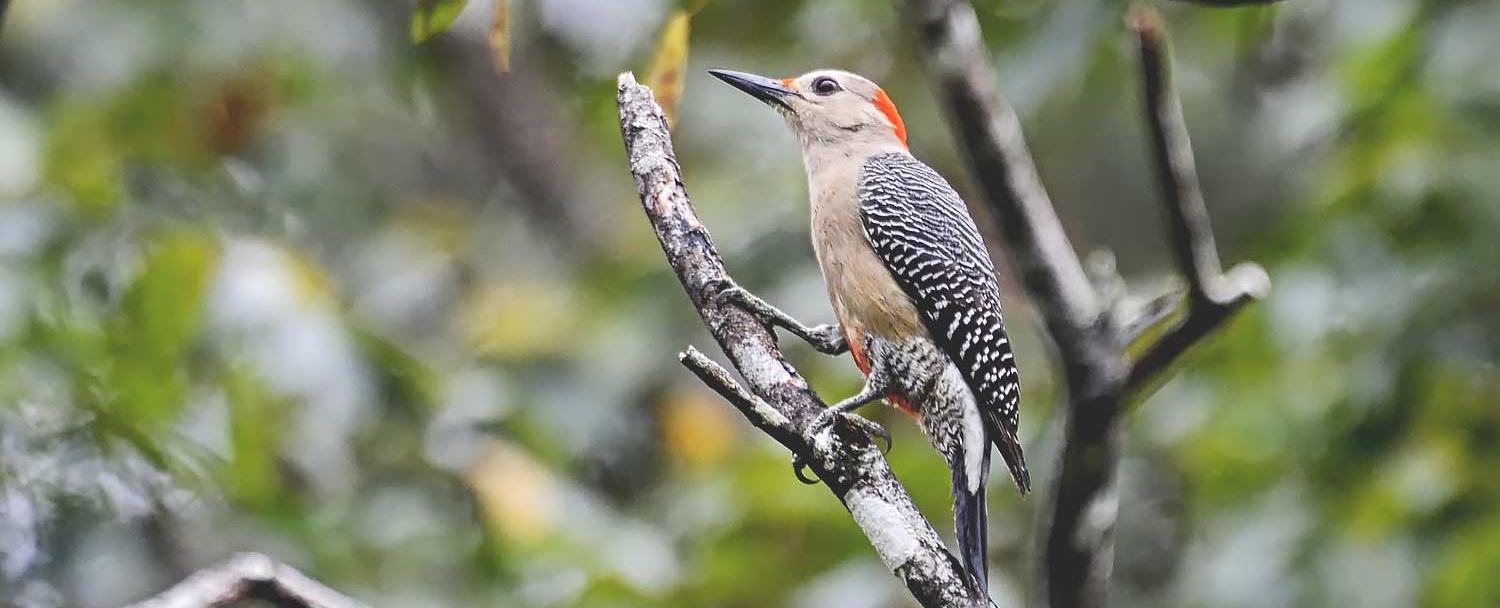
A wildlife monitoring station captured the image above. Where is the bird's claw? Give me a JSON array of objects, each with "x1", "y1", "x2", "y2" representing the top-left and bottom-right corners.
[
  {"x1": 791, "y1": 454, "x2": 820, "y2": 485},
  {"x1": 810, "y1": 409, "x2": 892, "y2": 454}
]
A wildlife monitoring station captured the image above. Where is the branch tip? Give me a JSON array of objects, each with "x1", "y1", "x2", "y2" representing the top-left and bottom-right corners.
[
  {"x1": 1128, "y1": 2, "x2": 1164, "y2": 43},
  {"x1": 1224, "y1": 262, "x2": 1271, "y2": 301}
]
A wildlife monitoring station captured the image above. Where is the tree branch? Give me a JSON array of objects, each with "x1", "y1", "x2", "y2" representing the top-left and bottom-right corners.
[
  {"x1": 617, "y1": 72, "x2": 988, "y2": 608},
  {"x1": 1126, "y1": 5, "x2": 1270, "y2": 395},
  {"x1": 904, "y1": 0, "x2": 1102, "y2": 355},
  {"x1": 904, "y1": 3, "x2": 1126, "y2": 607},
  {"x1": 905, "y1": 1, "x2": 1272, "y2": 606},
  {"x1": 124, "y1": 553, "x2": 367, "y2": 608}
]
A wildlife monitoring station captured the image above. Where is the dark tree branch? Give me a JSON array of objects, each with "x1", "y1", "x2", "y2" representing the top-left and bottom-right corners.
[
  {"x1": 1126, "y1": 6, "x2": 1270, "y2": 394},
  {"x1": 124, "y1": 553, "x2": 367, "y2": 608},
  {"x1": 904, "y1": 3, "x2": 1126, "y2": 608},
  {"x1": 904, "y1": 1, "x2": 1270, "y2": 607},
  {"x1": 618, "y1": 73, "x2": 988, "y2": 608},
  {"x1": 370, "y1": 0, "x2": 603, "y2": 254},
  {"x1": 904, "y1": 0, "x2": 1102, "y2": 353}
]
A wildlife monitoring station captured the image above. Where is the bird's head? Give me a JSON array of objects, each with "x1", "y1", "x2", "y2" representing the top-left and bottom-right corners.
[{"x1": 709, "y1": 68, "x2": 907, "y2": 153}]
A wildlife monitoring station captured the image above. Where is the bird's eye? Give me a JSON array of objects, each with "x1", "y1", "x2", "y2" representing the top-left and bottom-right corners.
[{"x1": 812, "y1": 77, "x2": 841, "y2": 95}]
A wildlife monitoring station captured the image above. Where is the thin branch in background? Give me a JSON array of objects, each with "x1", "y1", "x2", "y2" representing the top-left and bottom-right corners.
[
  {"x1": 904, "y1": 2, "x2": 1126, "y2": 607},
  {"x1": 903, "y1": 0, "x2": 1102, "y2": 352},
  {"x1": 904, "y1": 1, "x2": 1271, "y2": 607},
  {"x1": 124, "y1": 553, "x2": 368, "y2": 608},
  {"x1": 617, "y1": 72, "x2": 988, "y2": 608},
  {"x1": 1126, "y1": 4, "x2": 1270, "y2": 395}
]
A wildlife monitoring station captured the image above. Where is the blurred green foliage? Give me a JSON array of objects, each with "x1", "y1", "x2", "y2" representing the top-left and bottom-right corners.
[{"x1": 0, "y1": 0, "x2": 1497, "y2": 607}]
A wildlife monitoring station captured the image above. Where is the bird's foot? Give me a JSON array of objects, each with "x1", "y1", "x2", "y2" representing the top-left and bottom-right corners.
[
  {"x1": 809, "y1": 408, "x2": 892, "y2": 454},
  {"x1": 712, "y1": 280, "x2": 848, "y2": 355},
  {"x1": 790, "y1": 411, "x2": 891, "y2": 485},
  {"x1": 711, "y1": 280, "x2": 766, "y2": 319}
]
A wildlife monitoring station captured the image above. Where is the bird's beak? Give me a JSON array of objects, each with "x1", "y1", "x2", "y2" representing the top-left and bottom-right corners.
[{"x1": 709, "y1": 69, "x2": 799, "y2": 109}]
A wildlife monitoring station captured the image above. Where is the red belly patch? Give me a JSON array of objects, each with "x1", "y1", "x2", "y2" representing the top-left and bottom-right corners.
[{"x1": 844, "y1": 327, "x2": 919, "y2": 417}]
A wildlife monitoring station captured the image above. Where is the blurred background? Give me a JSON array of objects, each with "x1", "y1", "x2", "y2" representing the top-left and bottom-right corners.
[{"x1": 1, "y1": 0, "x2": 1497, "y2": 606}]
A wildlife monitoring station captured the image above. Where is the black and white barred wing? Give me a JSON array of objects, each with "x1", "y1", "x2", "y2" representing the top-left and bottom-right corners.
[{"x1": 857, "y1": 152, "x2": 1029, "y2": 493}]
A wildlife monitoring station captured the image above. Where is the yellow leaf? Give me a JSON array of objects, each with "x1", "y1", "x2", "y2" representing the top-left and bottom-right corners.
[
  {"x1": 411, "y1": 0, "x2": 468, "y2": 43},
  {"x1": 646, "y1": 10, "x2": 691, "y2": 129},
  {"x1": 456, "y1": 282, "x2": 579, "y2": 359},
  {"x1": 488, "y1": 0, "x2": 511, "y2": 73},
  {"x1": 466, "y1": 441, "x2": 558, "y2": 546},
  {"x1": 661, "y1": 385, "x2": 738, "y2": 471}
]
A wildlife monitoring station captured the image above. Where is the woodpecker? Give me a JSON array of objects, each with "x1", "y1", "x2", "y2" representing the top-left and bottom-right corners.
[{"x1": 708, "y1": 68, "x2": 1029, "y2": 597}]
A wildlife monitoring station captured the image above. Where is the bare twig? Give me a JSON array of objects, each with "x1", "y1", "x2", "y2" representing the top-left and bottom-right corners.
[
  {"x1": 124, "y1": 553, "x2": 367, "y2": 608},
  {"x1": 618, "y1": 72, "x2": 989, "y2": 608},
  {"x1": 680, "y1": 346, "x2": 795, "y2": 437},
  {"x1": 1127, "y1": 6, "x2": 1269, "y2": 394}
]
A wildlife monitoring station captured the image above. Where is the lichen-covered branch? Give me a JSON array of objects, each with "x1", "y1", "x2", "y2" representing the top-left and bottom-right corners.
[
  {"x1": 618, "y1": 72, "x2": 988, "y2": 608},
  {"x1": 124, "y1": 553, "x2": 367, "y2": 608},
  {"x1": 1126, "y1": 6, "x2": 1270, "y2": 395}
]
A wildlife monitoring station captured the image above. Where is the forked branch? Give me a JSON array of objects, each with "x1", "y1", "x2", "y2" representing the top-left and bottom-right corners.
[
  {"x1": 1126, "y1": 5, "x2": 1270, "y2": 394},
  {"x1": 904, "y1": 1, "x2": 1270, "y2": 607}
]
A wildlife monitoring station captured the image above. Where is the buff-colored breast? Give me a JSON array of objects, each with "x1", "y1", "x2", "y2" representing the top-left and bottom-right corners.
[{"x1": 807, "y1": 157, "x2": 925, "y2": 344}]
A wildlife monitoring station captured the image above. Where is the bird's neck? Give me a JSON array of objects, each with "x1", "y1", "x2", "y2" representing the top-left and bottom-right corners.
[{"x1": 799, "y1": 139, "x2": 909, "y2": 181}]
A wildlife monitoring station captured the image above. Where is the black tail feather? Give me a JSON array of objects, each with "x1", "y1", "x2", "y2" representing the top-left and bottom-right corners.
[
  {"x1": 995, "y1": 428, "x2": 1030, "y2": 495},
  {"x1": 953, "y1": 449, "x2": 991, "y2": 596}
]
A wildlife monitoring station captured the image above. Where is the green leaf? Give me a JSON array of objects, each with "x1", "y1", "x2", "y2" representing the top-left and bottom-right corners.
[
  {"x1": 98, "y1": 232, "x2": 217, "y2": 438},
  {"x1": 411, "y1": 0, "x2": 469, "y2": 43},
  {"x1": 222, "y1": 362, "x2": 291, "y2": 512}
]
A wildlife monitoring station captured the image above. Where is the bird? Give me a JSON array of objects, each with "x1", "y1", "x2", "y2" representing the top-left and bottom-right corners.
[{"x1": 707, "y1": 67, "x2": 1029, "y2": 599}]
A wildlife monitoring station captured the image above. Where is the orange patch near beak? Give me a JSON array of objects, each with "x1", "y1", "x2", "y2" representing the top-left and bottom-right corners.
[{"x1": 872, "y1": 88, "x2": 908, "y2": 148}]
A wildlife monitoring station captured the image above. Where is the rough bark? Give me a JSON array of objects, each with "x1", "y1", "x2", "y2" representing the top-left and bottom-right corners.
[
  {"x1": 618, "y1": 73, "x2": 989, "y2": 607},
  {"x1": 124, "y1": 5, "x2": 1277, "y2": 606}
]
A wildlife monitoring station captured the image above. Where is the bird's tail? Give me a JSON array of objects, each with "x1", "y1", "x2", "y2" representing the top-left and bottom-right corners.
[
  {"x1": 953, "y1": 448, "x2": 991, "y2": 597},
  {"x1": 995, "y1": 429, "x2": 1031, "y2": 495}
]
